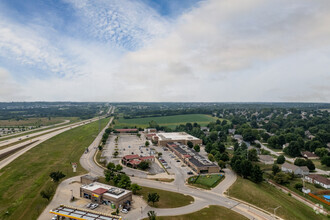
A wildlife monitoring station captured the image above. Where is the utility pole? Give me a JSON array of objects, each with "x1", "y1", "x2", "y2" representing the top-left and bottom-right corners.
[{"x1": 99, "y1": 116, "x2": 101, "y2": 134}]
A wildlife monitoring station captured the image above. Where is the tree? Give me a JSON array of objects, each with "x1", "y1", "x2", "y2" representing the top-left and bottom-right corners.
[
  {"x1": 218, "y1": 160, "x2": 226, "y2": 170},
  {"x1": 248, "y1": 149, "x2": 258, "y2": 161},
  {"x1": 130, "y1": 183, "x2": 142, "y2": 195},
  {"x1": 145, "y1": 141, "x2": 150, "y2": 147},
  {"x1": 138, "y1": 161, "x2": 150, "y2": 170},
  {"x1": 116, "y1": 174, "x2": 131, "y2": 189},
  {"x1": 49, "y1": 171, "x2": 65, "y2": 183},
  {"x1": 306, "y1": 159, "x2": 315, "y2": 171},
  {"x1": 209, "y1": 131, "x2": 218, "y2": 142},
  {"x1": 277, "y1": 155, "x2": 285, "y2": 164},
  {"x1": 219, "y1": 153, "x2": 230, "y2": 162},
  {"x1": 284, "y1": 141, "x2": 302, "y2": 157},
  {"x1": 315, "y1": 148, "x2": 328, "y2": 158},
  {"x1": 251, "y1": 165, "x2": 263, "y2": 183},
  {"x1": 187, "y1": 141, "x2": 193, "y2": 148},
  {"x1": 294, "y1": 183, "x2": 303, "y2": 191},
  {"x1": 113, "y1": 150, "x2": 119, "y2": 158},
  {"x1": 321, "y1": 156, "x2": 330, "y2": 167},
  {"x1": 294, "y1": 158, "x2": 307, "y2": 166},
  {"x1": 107, "y1": 162, "x2": 116, "y2": 170},
  {"x1": 98, "y1": 145, "x2": 103, "y2": 151},
  {"x1": 240, "y1": 160, "x2": 252, "y2": 178},
  {"x1": 274, "y1": 172, "x2": 289, "y2": 184},
  {"x1": 148, "y1": 192, "x2": 160, "y2": 206},
  {"x1": 193, "y1": 144, "x2": 200, "y2": 152},
  {"x1": 147, "y1": 210, "x2": 157, "y2": 220},
  {"x1": 208, "y1": 154, "x2": 215, "y2": 162},
  {"x1": 115, "y1": 164, "x2": 123, "y2": 172},
  {"x1": 137, "y1": 133, "x2": 141, "y2": 138},
  {"x1": 272, "y1": 164, "x2": 280, "y2": 175},
  {"x1": 40, "y1": 186, "x2": 54, "y2": 201}
]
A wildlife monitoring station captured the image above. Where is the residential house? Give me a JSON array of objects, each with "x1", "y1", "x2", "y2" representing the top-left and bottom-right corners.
[
  {"x1": 259, "y1": 155, "x2": 274, "y2": 164},
  {"x1": 281, "y1": 162, "x2": 309, "y2": 176},
  {"x1": 301, "y1": 151, "x2": 319, "y2": 160},
  {"x1": 304, "y1": 174, "x2": 330, "y2": 189}
]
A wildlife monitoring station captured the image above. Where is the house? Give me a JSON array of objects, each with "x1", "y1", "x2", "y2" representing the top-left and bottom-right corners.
[
  {"x1": 121, "y1": 154, "x2": 155, "y2": 168},
  {"x1": 228, "y1": 129, "x2": 236, "y2": 135},
  {"x1": 200, "y1": 127, "x2": 210, "y2": 132},
  {"x1": 304, "y1": 174, "x2": 330, "y2": 189},
  {"x1": 302, "y1": 188, "x2": 311, "y2": 194},
  {"x1": 301, "y1": 151, "x2": 319, "y2": 160},
  {"x1": 234, "y1": 134, "x2": 243, "y2": 141},
  {"x1": 281, "y1": 162, "x2": 309, "y2": 176},
  {"x1": 145, "y1": 133, "x2": 156, "y2": 140},
  {"x1": 259, "y1": 155, "x2": 274, "y2": 164},
  {"x1": 144, "y1": 128, "x2": 157, "y2": 133},
  {"x1": 115, "y1": 128, "x2": 138, "y2": 133}
]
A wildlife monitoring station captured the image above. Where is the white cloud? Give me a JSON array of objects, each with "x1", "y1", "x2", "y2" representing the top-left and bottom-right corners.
[{"x1": 1, "y1": 0, "x2": 330, "y2": 102}]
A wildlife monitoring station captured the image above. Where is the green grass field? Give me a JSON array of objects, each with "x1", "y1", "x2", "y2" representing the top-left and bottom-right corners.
[
  {"x1": 114, "y1": 114, "x2": 219, "y2": 129},
  {"x1": 0, "y1": 118, "x2": 109, "y2": 220},
  {"x1": 143, "y1": 205, "x2": 248, "y2": 220},
  {"x1": 312, "y1": 159, "x2": 330, "y2": 171},
  {"x1": 188, "y1": 174, "x2": 224, "y2": 189},
  {"x1": 0, "y1": 117, "x2": 76, "y2": 127},
  {"x1": 228, "y1": 177, "x2": 328, "y2": 220},
  {"x1": 138, "y1": 186, "x2": 194, "y2": 208}
]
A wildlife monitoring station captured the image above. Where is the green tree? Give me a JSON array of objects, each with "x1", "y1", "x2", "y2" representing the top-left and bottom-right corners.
[
  {"x1": 148, "y1": 210, "x2": 157, "y2": 220},
  {"x1": 272, "y1": 164, "x2": 280, "y2": 175},
  {"x1": 49, "y1": 171, "x2": 65, "y2": 183},
  {"x1": 138, "y1": 161, "x2": 150, "y2": 170},
  {"x1": 193, "y1": 144, "x2": 200, "y2": 152},
  {"x1": 130, "y1": 183, "x2": 142, "y2": 195},
  {"x1": 276, "y1": 155, "x2": 285, "y2": 164},
  {"x1": 116, "y1": 174, "x2": 131, "y2": 189},
  {"x1": 294, "y1": 158, "x2": 306, "y2": 166},
  {"x1": 107, "y1": 162, "x2": 116, "y2": 170},
  {"x1": 274, "y1": 172, "x2": 289, "y2": 184},
  {"x1": 145, "y1": 141, "x2": 150, "y2": 147},
  {"x1": 251, "y1": 165, "x2": 263, "y2": 183},
  {"x1": 40, "y1": 186, "x2": 54, "y2": 201},
  {"x1": 315, "y1": 148, "x2": 328, "y2": 158},
  {"x1": 248, "y1": 149, "x2": 258, "y2": 161},
  {"x1": 240, "y1": 160, "x2": 252, "y2": 178},
  {"x1": 218, "y1": 160, "x2": 226, "y2": 170},
  {"x1": 321, "y1": 156, "x2": 330, "y2": 167},
  {"x1": 208, "y1": 154, "x2": 215, "y2": 162},
  {"x1": 148, "y1": 192, "x2": 160, "y2": 206},
  {"x1": 98, "y1": 145, "x2": 103, "y2": 151},
  {"x1": 294, "y1": 183, "x2": 303, "y2": 191},
  {"x1": 187, "y1": 141, "x2": 193, "y2": 148},
  {"x1": 115, "y1": 164, "x2": 123, "y2": 172},
  {"x1": 306, "y1": 159, "x2": 315, "y2": 171},
  {"x1": 113, "y1": 150, "x2": 119, "y2": 158}
]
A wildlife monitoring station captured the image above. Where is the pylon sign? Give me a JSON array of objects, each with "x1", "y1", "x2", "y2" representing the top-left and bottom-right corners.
[{"x1": 72, "y1": 162, "x2": 77, "y2": 172}]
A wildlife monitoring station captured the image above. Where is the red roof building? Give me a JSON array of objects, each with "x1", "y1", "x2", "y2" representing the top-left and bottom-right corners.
[
  {"x1": 115, "y1": 129, "x2": 138, "y2": 133},
  {"x1": 92, "y1": 187, "x2": 108, "y2": 195},
  {"x1": 123, "y1": 154, "x2": 140, "y2": 160}
]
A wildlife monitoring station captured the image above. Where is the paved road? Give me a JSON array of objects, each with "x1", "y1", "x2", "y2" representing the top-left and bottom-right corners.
[
  {"x1": 0, "y1": 107, "x2": 113, "y2": 170},
  {"x1": 80, "y1": 131, "x2": 277, "y2": 220},
  {"x1": 0, "y1": 119, "x2": 70, "y2": 142},
  {"x1": 256, "y1": 140, "x2": 329, "y2": 175}
]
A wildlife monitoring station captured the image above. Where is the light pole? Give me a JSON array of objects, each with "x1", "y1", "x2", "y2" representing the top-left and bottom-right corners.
[{"x1": 70, "y1": 189, "x2": 73, "y2": 200}]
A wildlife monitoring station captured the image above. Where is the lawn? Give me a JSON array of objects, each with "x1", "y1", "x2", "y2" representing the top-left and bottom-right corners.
[
  {"x1": 0, "y1": 117, "x2": 74, "y2": 127},
  {"x1": 114, "y1": 114, "x2": 220, "y2": 129},
  {"x1": 188, "y1": 174, "x2": 224, "y2": 190},
  {"x1": 143, "y1": 205, "x2": 248, "y2": 220},
  {"x1": 0, "y1": 118, "x2": 109, "y2": 220},
  {"x1": 228, "y1": 177, "x2": 328, "y2": 220},
  {"x1": 312, "y1": 159, "x2": 330, "y2": 171},
  {"x1": 138, "y1": 186, "x2": 194, "y2": 208}
]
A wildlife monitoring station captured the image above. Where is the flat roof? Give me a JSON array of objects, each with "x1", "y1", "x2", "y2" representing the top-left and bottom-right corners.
[
  {"x1": 81, "y1": 182, "x2": 131, "y2": 199},
  {"x1": 157, "y1": 132, "x2": 200, "y2": 141},
  {"x1": 50, "y1": 205, "x2": 121, "y2": 220}
]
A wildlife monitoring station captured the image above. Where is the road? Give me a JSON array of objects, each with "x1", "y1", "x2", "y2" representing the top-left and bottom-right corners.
[
  {"x1": 256, "y1": 140, "x2": 329, "y2": 175},
  {"x1": 0, "y1": 107, "x2": 113, "y2": 170},
  {"x1": 80, "y1": 125, "x2": 277, "y2": 220}
]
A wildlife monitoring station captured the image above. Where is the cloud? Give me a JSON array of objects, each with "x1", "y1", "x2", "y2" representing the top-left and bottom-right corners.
[
  {"x1": 0, "y1": 68, "x2": 25, "y2": 101},
  {"x1": 0, "y1": 0, "x2": 330, "y2": 102}
]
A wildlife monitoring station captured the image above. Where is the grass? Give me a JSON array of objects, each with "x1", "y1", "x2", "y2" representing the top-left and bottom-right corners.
[
  {"x1": 114, "y1": 114, "x2": 219, "y2": 129},
  {"x1": 312, "y1": 159, "x2": 330, "y2": 171},
  {"x1": 143, "y1": 205, "x2": 248, "y2": 220},
  {"x1": 188, "y1": 174, "x2": 224, "y2": 190},
  {"x1": 138, "y1": 186, "x2": 194, "y2": 208},
  {"x1": 228, "y1": 177, "x2": 328, "y2": 220},
  {"x1": 0, "y1": 118, "x2": 109, "y2": 220}
]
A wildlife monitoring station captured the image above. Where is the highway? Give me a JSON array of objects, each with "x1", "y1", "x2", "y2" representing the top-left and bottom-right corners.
[
  {"x1": 79, "y1": 119, "x2": 278, "y2": 220},
  {"x1": 0, "y1": 107, "x2": 113, "y2": 170}
]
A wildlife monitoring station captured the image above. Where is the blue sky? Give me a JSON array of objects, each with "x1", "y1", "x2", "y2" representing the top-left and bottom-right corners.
[{"x1": 0, "y1": 0, "x2": 329, "y2": 102}]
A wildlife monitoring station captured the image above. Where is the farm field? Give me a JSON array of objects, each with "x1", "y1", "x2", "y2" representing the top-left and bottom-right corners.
[
  {"x1": 143, "y1": 205, "x2": 248, "y2": 220},
  {"x1": 188, "y1": 174, "x2": 224, "y2": 190},
  {"x1": 228, "y1": 177, "x2": 328, "y2": 220},
  {"x1": 0, "y1": 118, "x2": 109, "y2": 220},
  {"x1": 114, "y1": 114, "x2": 220, "y2": 129}
]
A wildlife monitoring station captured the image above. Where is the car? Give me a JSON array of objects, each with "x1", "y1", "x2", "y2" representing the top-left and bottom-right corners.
[
  {"x1": 90, "y1": 204, "x2": 99, "y2": 209},
  {"x1": 187, "y1": 171, "x2": 193, "y2": 175},
  {"x1": 51, "y1": 215, "x2": 58, "y2": 220},
  {"x1": 121, "y1": 209, "x2": 128, "y2": 214},
  {"x1": 86, "y1": 203, "x2": 92, "y2": 208},
  {"x1": 128, "y1": 146, "x2": 131, "y2": 148},
  {"x1": 176, "y1": 160, "x2": 180, "y2": 162}
]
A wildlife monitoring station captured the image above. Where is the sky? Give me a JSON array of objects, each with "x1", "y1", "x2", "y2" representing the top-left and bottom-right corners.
[{"x1": 0, "y1": 0, "x2": 329, "y2": 102}]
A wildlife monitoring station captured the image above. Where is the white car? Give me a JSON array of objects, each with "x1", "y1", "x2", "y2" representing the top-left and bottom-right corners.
[
  {"x1": 91, "y1": 204, "x2": 99, "y2": 209},
  {"x1": 121, "y1": 209, "x2": 128, "y2": 214},
  {"x1": 86, "y1": 203, "x2": 92, "y2": 208},
  {"x1": 51, "y1": 215, "x2": 58, "y2": 220}
]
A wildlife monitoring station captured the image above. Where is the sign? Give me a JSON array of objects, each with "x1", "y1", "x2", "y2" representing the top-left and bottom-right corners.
[
  {"x1": 92, "y1": 194, "x2": 99, "y2": 198},
  {"x1": 72, "y1": 162, "x2": 77, "y2": 172}
]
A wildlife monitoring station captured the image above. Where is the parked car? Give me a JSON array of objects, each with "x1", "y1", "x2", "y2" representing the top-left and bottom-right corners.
[
  {"x1": 90, "y1": 204, "x2": 99, "y2": 209},
  {"x1": 121, "y1": 209, "x2": 128, "y2": 214},
  {"x1": 176, "y1": 160, "x2": 180, "y2": 162},
  {"x1": 187, "y1": 171, "x2": 193, "y2": 175},
  {"x1": 86, "y1": 203, "x2": 92, "y2": 208},
  {"x1": 51, "y1": 215, "x2": 58, "y2": 220}
]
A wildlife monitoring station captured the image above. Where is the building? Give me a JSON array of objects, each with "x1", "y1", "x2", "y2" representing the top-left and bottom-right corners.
[
  {"x1": 81, "y1": 175, "x2": 98, "y2": 185},
  {"x1": 167, "y1": 142, "x2": 219, "y2": 174},
  {"x1": 304, "y1": 174, "x2": 330, "y2": 189},
  {"x1": 115, "y1": 129, "x2": 138, "y2": 133},
  {"x1": 122, "y1": 154, "x2": 155, "y2": 168},
  {"x1": 153, "y1": 132, "x2": 202, "y2": 146},
  {"x1": 50, "y1": 205, "x2": 122, "y2": 220},
  {"x1": 144, "y1": 128, "x2": 157, "y2": 133},
  {"x1": 259, "y1": 155, "x2": 274, "y2": 164},
  {"x1": 145, "y1": 133, "x2": 156, "y2": 140},
  {"x1": 281, "y1": 162, "x2": 309, "y2": 176},
  {"x1": 301, "y1": 151, "x2": 319, "y2": 160},
  {"x1": 80, "y1": 182, "x2": 132, "y2": 208}
]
